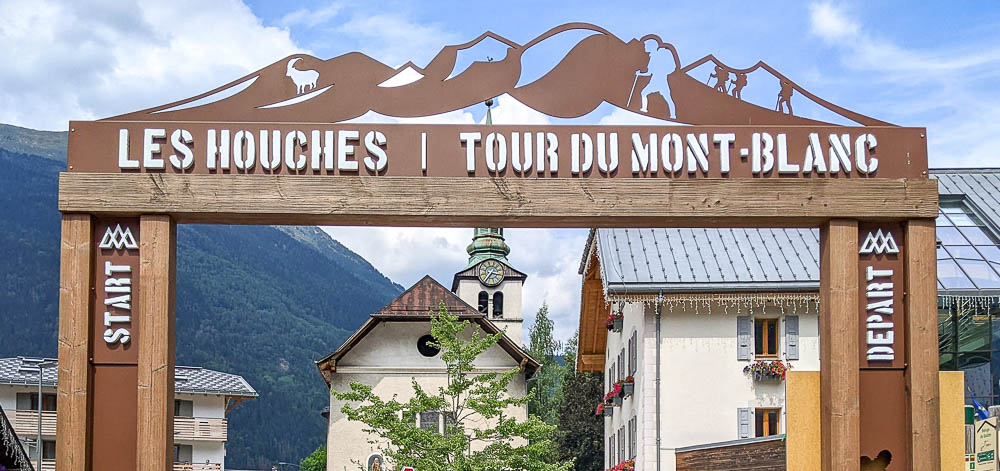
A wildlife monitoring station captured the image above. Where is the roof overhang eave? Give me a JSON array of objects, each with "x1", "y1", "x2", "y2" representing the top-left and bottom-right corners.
[{"x1": 605, "y1": 281, "x2": 821, "y2": 295}]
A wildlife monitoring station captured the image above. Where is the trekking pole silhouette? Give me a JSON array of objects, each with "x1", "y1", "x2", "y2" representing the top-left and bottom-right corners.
[{"x1": 626, "y1": 73, "x2": 640, "y2": 108}]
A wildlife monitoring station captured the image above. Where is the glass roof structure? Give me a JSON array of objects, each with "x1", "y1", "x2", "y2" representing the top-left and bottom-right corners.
[{"x1": 936, "y1": 200, "x2": 1000, "y2": 293}]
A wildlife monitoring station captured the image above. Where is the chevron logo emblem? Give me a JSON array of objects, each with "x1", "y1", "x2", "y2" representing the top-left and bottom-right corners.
[
  {"x1": 98, "y1": 224, "x2": 138, "y2": 250},
  {"x1": 859, "y1": 229, "x2": 899, "y2": 255}
]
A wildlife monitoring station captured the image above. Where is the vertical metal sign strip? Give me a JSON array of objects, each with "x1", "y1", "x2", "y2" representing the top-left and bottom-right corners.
[
  {"x1": 89, "y1": 218, "x2": 140, "y2": 471},
  {"x1": 56, "y1": 214, "x2": 93, "y2": 471},
  {"x1": 857, "y1": 222, "x2": 909, "y2": 469}
]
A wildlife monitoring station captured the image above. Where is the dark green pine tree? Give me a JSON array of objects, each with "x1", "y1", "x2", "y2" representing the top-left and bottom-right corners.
[
  {"x1": 556, "y1": 331, "x2": 605, "y2": 471},
  {"x1": 527, "y1": 302, "x2": 566, "y2": 425},
  {"x1": 300, "y1": 445, "x2": 326, "y2": 471}
]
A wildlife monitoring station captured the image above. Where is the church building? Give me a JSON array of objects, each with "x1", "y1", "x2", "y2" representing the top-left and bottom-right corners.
[{"x1": 316, "y1": 228, "x2": 538, "y2": 469}]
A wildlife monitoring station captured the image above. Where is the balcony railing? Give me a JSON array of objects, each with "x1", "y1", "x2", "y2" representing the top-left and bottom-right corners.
[
  {"x1": 174, "y1": 416, "x2": 228, "y2": 441},
  {"x1": 14, "y1": 411, "x2": 227, "y2": 442},
  {"x1": 36, "y1": 459, "x2": 55, "y2": 471},
  {"x1": 12, "y1": 410, "x2": 57, "y2": 437},
  {"x1": 174, "y1": 464, "x2": 222, "y2": 471}
]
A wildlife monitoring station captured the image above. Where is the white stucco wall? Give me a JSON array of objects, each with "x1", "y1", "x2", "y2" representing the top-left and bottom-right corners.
[
  {"x1": 327, "y1": 319, "x2": 530, "y2": 470},
  {"x1": 0, "y1": 385, "x2": 18, "y2": 412},
  {"x1": 340, "y1": 321, "x2": 518, "y2": 369},
  {"x1": 602, "y1": 299, "x2": 820, "y2": 471}
]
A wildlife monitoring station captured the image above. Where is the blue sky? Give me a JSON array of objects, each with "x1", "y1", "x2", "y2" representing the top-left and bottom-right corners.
[{"x1": 1, "y1": 0, "x2": 998, "y2": 343}]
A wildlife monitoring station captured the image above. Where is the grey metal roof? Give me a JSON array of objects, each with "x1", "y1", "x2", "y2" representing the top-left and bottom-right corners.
[
  {"x1": 933, "y1": 169, "x2": 1000, "y2": 240},
  {"x1": 590, "y1": 228, "x2": 819, "y2": 294},
  {"x1": 0, "y1": 357, "x2": 257, "y2": 397},
  {"x1": 583, "y1": 169, "x2": 1000, "y2": 296}
]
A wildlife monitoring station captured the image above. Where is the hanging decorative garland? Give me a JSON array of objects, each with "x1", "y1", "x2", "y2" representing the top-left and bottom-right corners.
[
  {"x1": 0, "y1": 406, "x2": 31, "y2": 471},
  {"x1": 604, "y1": 292, "x2": 819, "y2": 316}
]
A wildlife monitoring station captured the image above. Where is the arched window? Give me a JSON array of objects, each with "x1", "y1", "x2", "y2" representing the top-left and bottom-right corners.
[
  {"x1": 478, "y1": 291, "x2": 489, "y2": 314},
  {"x1": 493, "y1": 292, "x2": 504, "y2": 318}
]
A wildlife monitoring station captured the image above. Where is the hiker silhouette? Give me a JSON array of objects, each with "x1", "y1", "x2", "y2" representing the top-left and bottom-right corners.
[
  {"x1": 731, "y1": 72, "x2": 748, "y2": 100},
  {"x1": 710, "y1": 64, "x2": 730, "y2": 94},
  {"x1": 633, "y1": 38, "x2": 677, "y2": 118},
  {"x1": 775, "y1": 79, "x2": 794, "y2": 114}
]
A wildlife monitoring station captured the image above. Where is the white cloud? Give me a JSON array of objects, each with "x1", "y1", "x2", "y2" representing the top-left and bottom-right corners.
[
  {"x1": 807, "y1": 2, "x2": 859, "y2": 44},
  {"x1": 0, "y1": 0, "x2": 302, "y2": 130},
  {"x1": 278, "y1": 2, "x2": 343, "y2": 29},
  {"x1": 481, "y1": 94, "x2": 551, "y2": 125},
  {"x1": 336, "y1": 13, "x2": 460, "y2": 68},
  {"x1": 807, "y1": 2, "x2": 1000, "y2": 167},
  {"x1": 598, "y1": 107, "x2": 681, "y2": 126}
]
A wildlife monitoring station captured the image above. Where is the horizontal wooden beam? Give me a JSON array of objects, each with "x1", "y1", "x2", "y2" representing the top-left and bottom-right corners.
[{"x1": 58, "y1": 173, "x2": 937, "y2": 227}]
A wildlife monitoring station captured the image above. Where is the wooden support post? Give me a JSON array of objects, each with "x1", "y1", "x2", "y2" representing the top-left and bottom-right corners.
[
  {"x1": 905, "y1": 219, "x2": 941, "y2": 470},
  {"x1": 56, "y1": 214, "x2": 92, "y2": 471},
  {"x1": 819, "y1": 219, "x2": 860, "y2": 470},
  {"x1": 136, "y1": 215, "x2": 177, "y2": 471}
]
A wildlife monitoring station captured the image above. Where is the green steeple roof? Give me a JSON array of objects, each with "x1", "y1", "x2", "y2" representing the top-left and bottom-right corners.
[{"x1": 466, "y1": 228, "x2": 510, "y2": 268}]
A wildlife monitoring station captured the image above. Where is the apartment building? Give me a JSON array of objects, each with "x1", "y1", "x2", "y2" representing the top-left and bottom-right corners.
[{"x1": 0, "y1": 357, "x2": 257, "y2": 471}]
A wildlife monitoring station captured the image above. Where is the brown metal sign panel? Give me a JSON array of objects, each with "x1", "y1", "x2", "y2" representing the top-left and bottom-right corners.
[
  {"x1": 67, "y1": 122, "x2": 927, "y2": 179},
  {"x1": 67, "y1": 23, "x2": 928, "y2": 180},
  {"x1": 106, "y1": 23, "x2": 890, "y2": 128},
  {"x1": 91, "y1": 218, "x2": 140, "y2": 365},
  {"x1": 89, "y1": 364, "x2": 138, "y2": 471},
  {"x1": 859, "y1": 369, "x2": 909, "y2": 470},
  {"x1": 857, "y1": 223, "x2": 906, "y2": 370}
]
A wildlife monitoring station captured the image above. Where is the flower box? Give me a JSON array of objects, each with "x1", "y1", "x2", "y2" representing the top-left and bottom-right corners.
[
  {"x1": 753, "y1": 371, "x2": 781, "y2": 383},
  {"x1": 623, "y1": 380, "x2": 634, "y2": 397},
  {"x1": 743, "y1": 359, "x2": 790, "y2": 382},
  {"x1": 610, "y1": 459, "x2": 635, "y2": 471},
  {"x1": 606, "y1": 312, "x2": 624, "y2": 333},
  {"x1": 596, "y1": 402, "x2": 614, "y2": 417},
  {"x1": 613, "y1": 394, "x2": 622, "y2": 407}
]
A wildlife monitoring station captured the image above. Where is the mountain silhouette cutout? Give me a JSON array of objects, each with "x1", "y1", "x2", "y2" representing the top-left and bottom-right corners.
[{"x1": 110, "y1": 23, "x2": 892, "y2": 127}]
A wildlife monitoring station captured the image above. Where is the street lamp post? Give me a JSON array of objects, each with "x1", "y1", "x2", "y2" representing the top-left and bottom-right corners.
[{"x1": 36, "y1": 360, "x2": 57, "y2": 471}]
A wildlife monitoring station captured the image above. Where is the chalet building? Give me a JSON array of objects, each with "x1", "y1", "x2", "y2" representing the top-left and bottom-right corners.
[
  {"x1": 0, "y1": 357, "x2": 257, "y2": 471},
  {"x1": 578, "y1": 168, "x2": 1000, "y2": 470},
  {"x1": 316, "y1": 228, "x2": 539, "y2": 469}
]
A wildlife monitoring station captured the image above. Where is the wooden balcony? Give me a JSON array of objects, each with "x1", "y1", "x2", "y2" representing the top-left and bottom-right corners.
[
  {"x1": 173, "y1": 464, "x2": 222, "y2": 471},
  {"x1": 13, "y1": 411, "x2": 228, "y2": 442},
  {"x1": 173, "y1": 416, "x2": 228, "y2": 441},
  {"x1": 12, "y1": 410, "x2": 57, "y2": 437}
]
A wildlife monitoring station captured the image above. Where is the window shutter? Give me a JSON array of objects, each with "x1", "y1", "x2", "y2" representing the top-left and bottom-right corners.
[
  {"x1": 785, "y1": 315, "x2": 799, "y2": 361},
  {"x1": 619, "y1": 427, "x2": 625, "y2": 461},
  {"x1": 737, "y1": 316, "x2": 751, "y2": 360},
  {"x1": 738, "y1": 407, "x2": 751, "y2": 438},
  {"x1": 630, "y1": 331, "x2": 638, "y2": 375},
  {"x1": 620, "y1": 349, "x2": 626, "y2": 380}
]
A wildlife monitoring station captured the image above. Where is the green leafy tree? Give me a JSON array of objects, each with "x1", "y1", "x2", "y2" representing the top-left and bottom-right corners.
[
  {"x1": 527, "y1": 303, "x2": 567, "y2": 425},
  {"x1": 332, "y1": 304, "x2": 572, "y2": 471},
  {"x1": 556, "y1": 330, "x2": 604, "y2": 471},
  {"x1": 300, "y1": 445, "x2": 326, "y2": 471}
]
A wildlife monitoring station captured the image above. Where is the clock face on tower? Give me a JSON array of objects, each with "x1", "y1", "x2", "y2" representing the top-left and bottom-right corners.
[{"x1": 477, "y1": 260, "x2": 504, "y2": 287}]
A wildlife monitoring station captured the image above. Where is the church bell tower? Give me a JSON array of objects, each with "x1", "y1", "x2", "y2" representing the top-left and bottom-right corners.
[{"x1": 452, "y1": 228, "x2": 526, "y2": 345}]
